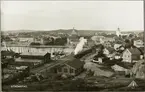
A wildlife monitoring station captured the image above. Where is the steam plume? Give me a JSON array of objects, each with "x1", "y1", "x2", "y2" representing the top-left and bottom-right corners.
[{"x1": 74, "y1": 37, "x2": 87, "y2": 55}]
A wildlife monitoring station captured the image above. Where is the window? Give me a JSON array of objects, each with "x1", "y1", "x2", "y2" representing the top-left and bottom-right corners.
[
  {"x1": 64, "y1": 68, "x2": 68, "y2": 73},
  {"x1": 70, "y1": 69, "x2": 74, "y2": 73}
]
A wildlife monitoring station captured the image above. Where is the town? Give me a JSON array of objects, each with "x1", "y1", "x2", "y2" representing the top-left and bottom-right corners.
[{"x1": 1, "y1": 27, "x2": 145, "y2": 91}]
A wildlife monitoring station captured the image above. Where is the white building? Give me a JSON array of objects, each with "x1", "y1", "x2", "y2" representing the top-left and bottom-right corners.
[
  {"x1": 134, "y1": 39, "x2": 144, "y2": 48},
  {"x1": 116, "y1": 28, "x2": 121, "y2": 37},
  {"x1": 116, "y1": 28, "x2": 129, "y2": 37},
  {"x1": 114, "y1": 44, "x2": 122, "y2": 50},
  {"x1": 19, "y1": 37, "x2": 34, "y2": 42}
]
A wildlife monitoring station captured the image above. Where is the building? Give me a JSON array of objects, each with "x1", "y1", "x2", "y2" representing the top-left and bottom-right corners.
[
  {"x1": 18, "y1": 37, "x2": 34, "y2": 42},
  {"x1": 114, "y1": 53, "x2": 121, "y2": 59},
  {"x1": 118, "y1": 45, "x2": 125, "y2": 51},
  {"x1": 133, "y1": 39, "x2": 144, "y2": 48},
  {"x1": 131, "y1": 60, "x2": 145, "y2": 79},
  {"x1": 114, "y1": 44, "x2": 122, "y2": 50},
  {"x1": 104, "y1": 47, "x2": 115, "y2": 55},
  {"x1": 103, "y1": 41, "x2": 112, "y2": 47},
  {"x1": 14, "y1": 58, "x2": 43, "y2": 68},
  {"x1": 86, "y1": 39, "x2": 95, "y2": 47},
  {"x1": 122, "y1": 48, "x2": 141, "y2": 63},
  {"x1": 91, "y1": 36, "x2": 115, "y2": 45},
  {"x1": 116, "y1": 27, "x2": 129, "y2": 37},
  {"x1": 1, "y1": 50, "x2": 16, "y2": 59},
  {"x1": 104, "y1": 37, "x2": 115, "y2": 42},
  {"x1": 1, "y1": 50, "x2": 17, "y2": 68},
  {"x1": 111, "y1": 64, "x2": 128, "y2": 75},
  {"x1": 92, "y1": 57, "x2": 103, "y2": 64},
  {"x1": 137, "y1": 32, "x2": 144, "y2": 38},
  {"x1": 116, "y1": 28, "x2": 121, "y2": 37},
  {"x1": 70, "y1": 27, "x2": 79, "y2": 36},
  {"x1": 33, "y1": 37, "x2": 44, "y2": 44},
  {"x1": 91, "y1": 36, "x2": 105, "y2": 44},
  {"x1": 3, "y1": 65, "x2": 29, "y2": 74},
  {"x1": 57, "y1": 58, "x2": 85, "y2": 76},
  {"x1": 20, "y1": 52, "x2": 51, "y2": 63},
  {"x1": 10, "y1": 37, "x2": 19, "y2": 41},
  {"x1": 13, "y1": 52, "x2": 51, "y2": 68},
  {"x1": 138, "y1": 47, "x2": 144, "y2": 55},
  {"x1": 100, "y1": 37, "x2": 115, "y2": 44}
]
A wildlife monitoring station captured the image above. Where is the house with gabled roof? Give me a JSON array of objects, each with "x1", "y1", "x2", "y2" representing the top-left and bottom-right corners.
[
  {"x1": 57, "y1": 58, "x2": 85, "y2": 76},
  {"x1": 122, "y1": 48, "x2": 142, "y2": 63}
]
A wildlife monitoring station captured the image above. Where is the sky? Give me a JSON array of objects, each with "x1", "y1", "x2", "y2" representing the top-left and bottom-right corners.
[{"x1": 1, "y1": 1, "x2": 144, "y2": 31}]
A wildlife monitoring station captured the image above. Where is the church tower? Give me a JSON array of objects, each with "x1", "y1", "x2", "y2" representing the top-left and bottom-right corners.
[
  {"x1": 71, "y1": 27, "x2": 78, "y2": 36},
  {"x1": 116, "y1": 27, "x2": 121, "y2": 37}
]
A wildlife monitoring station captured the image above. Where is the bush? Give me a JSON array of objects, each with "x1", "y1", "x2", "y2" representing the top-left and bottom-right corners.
[{"x1": 30, "y1": 42, "x2": 41, "y2": 45}]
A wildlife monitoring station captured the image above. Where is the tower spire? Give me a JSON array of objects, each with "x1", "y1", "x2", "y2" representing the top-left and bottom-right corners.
[{"x1": 116, "y1": 27, "x2": 121, "y2": 37}]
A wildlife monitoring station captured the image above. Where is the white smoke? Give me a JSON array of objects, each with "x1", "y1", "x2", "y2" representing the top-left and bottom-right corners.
[{"x1": 74, "y1": 37, "x2": 87, "y2": 55}]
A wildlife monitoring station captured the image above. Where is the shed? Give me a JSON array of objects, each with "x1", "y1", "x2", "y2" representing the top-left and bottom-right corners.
[{"x1": 57, "y1": 58, "x2": 85, "y2": 76}]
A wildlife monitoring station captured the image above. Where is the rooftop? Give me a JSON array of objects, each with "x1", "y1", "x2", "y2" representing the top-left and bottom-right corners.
[
  {"x1": 20, "y1": 52, "x2": 47, "y2": 56},
  {"x1": 127, "y1": 48, "x2": 141, "y2": 55},
  {"x1": 65, "y1": 58, "x2": 85, "y2": 69},
  {"x1": 58, "y1": 54, "x2": 75, "y2": 61},
  {"x1": 106, "y1": 47, "x2": 115, "y2": 53},
  {"x1": 15, "y1": 58, "x2": 42, "y2": 63},
  {"x1": 1, "y1": 50, "x2": 15, "y2": 56}
]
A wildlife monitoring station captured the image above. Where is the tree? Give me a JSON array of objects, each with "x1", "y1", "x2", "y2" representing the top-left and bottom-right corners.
[
  {"x1": 44, "y1": 37, "x2": 54, "y2": 45},
  {"x1": 3, "y1": 36, "x2": 12, "y2": 42},
  {"x1": 30, "y1": 42, "x2": 41, "y2": 45},
  {"x1": 129, "y1": 34, "x2": 134, "y2": 38},
  {"x1": 125, "y1": 43, "x2": 131, "y2": 48},
  {"x1": 1, "y1": 35, "x2": 4, "y2": 43},
  {"x1": 125, "y1": 39, "x2": 130, "y2": 43},
  {"x1": 124, "y1": 39, "x2": 132, "y2": 48},
  {"x1": 44, "y1": 37, "x2": 67, "y2": 45},
  {"x1": 122, "y1": 35, "x2": 127, "y2": 39}
]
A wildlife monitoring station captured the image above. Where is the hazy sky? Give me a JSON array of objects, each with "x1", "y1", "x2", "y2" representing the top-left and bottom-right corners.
[{"x1": 1, "y1": 1, "x2": 144, "y2": 31}]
